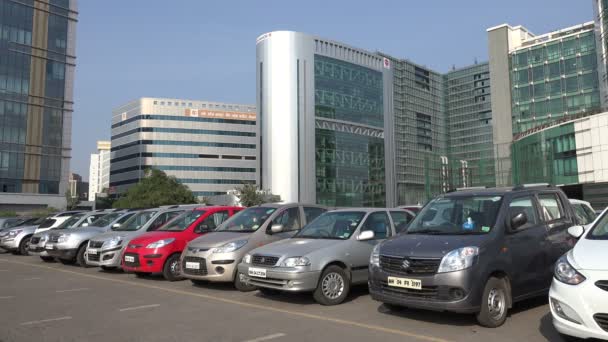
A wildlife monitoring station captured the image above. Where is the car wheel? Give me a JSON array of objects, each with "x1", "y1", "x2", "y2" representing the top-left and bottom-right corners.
[
  {"x1": 18, "y1": 237, "x2": 31, "y2": 256},
  {"x1": 258, "y1": 288, "x2": 281, "y2": 296},
  {"x1": 100, "y1": 266, "x2": 117, "y2": 271},
  {"x1": 134, "y1": 272, "x2": 150, "y2": 278},
  {"x1": 313, "y1": 265, "x2": 350, "y2": 305},
  {"x1": 40, "y1": 256, "x2": 55, "y2": 262},
  {"x1": 76, "y1": 244, "x2": 91, "y2": 268},
  {"x1": 190, "y1": 279, "x2": 207, "y2": 286},
  {"x1": 59, "y1": 258, "x2": 75, "y2": 265},
  {"x1": 162, "y1": 254, "x2": 183, "y2": 281},
  {"x1": 234, "y1": 271, "x2": 257, "y2": 292},
  {"x1": 476, "y1": 277, "x2": 510, "y2": 328}
]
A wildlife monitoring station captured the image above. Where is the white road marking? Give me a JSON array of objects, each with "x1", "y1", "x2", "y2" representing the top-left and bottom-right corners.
[
  {"x1": 0, "y1": 296, "x2": 14, "y2": 299},
  {"x1": 118, "y1": 304, "x2": 160, "y2": 312},
  {"x1": 243, "y1": 333, "x2": 286, "y2": 342},
  {"x1": 20, "y1": 316, "x2": 72, "y2": 326},
  {"x1": 55, "y1": 288, "x2": 89, "y2": 293},
  {"x1": 21, "y1": 277, "x2": 41, "y2": 281}
]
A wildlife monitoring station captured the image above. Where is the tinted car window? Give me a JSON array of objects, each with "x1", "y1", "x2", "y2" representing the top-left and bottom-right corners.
[
  {"x1": 390, "y1": 211, "x2": 414, "y2": 233},
  {"x1": 38, "y1": 219, "x2": 56, "y2": 229},
  {"x1": 573, "y1": 204, "x2": 593, "y2": 225},
  {"x1": 196, "y1": 210, "x2": 229, "y2": 232},
  {"x1": 303, "y1": 207, "x2": 326, "y2": 224},
  {"x1": 361, "y1": 211, "x2": 392, "y2": 239},
  {"x1": 538, "y1": 193, "x2": 564, "y2": 221},
  {"x1": 295, "y1": 211, "x2": 366, "y2": 240},
  {"x1": 509, "y1": 197, "x2": 539, "y2": 230},
  {"x1": 588, "y1": 211, "x2": 608, "y2": 240},
  {"x1": 217, "y1": 207, "x2": 276, "y2": 233},
  {"x1": 272, "y1": 207, "x2": 301, "y2": 231}
]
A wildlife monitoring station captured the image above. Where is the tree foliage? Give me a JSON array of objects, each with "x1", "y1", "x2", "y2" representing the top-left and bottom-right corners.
[
  {"x1": 234, "y1": 184, "x2": 281, "y2": 207},
  {"x1": 112, "y1": 169, "x2": 197, "y2": 209}
]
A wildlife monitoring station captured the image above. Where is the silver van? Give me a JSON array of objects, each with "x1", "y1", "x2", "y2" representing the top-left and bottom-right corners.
[
  {"x1": 238, "y1": 208, "x2": 400, "y2": 305},
  {"x1": 86, "y1": 207, "x2": 186, "y2": 270},
  {"x1": 181, "y1": 203, "x2": 326, "y2": 290}
]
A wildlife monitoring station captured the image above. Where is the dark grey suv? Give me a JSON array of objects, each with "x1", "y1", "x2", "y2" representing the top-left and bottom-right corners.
[{"x1": 369, "y1": 185, "x2": 577, "y2": 327}]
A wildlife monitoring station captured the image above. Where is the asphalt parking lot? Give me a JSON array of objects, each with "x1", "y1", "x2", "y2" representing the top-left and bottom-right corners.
[{"x1": 0, "y1": 253, "x2": 567, "y2": 342}]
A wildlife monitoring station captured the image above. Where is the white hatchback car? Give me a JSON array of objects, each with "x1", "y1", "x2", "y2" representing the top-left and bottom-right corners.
[{"x1": 549, "y1": 210, "x2": 608, "y2": 340}]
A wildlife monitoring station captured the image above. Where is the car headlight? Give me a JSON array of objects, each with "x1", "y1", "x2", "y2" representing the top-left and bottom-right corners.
[
  {"x1": 554, "y1": 254, "x2": 586, "y2": 285},
  {"x1": 370, "y1": 244, "x2": 380, "y2": 267},
  {"x1": 212, "y1": 240, "x2": 248, "y2": 254},
  {"x1": 281, "y1": 257, "x2": 310, "y2": 267},
  {"x1": 146, "y1": 238, "x2": 175, "y2": 249},
  {"x1": 39, "y1": 235, "x2": 48, "y2": 243},
  {"x1": 57, "y1": 234, "x2": 71, "y2": 243},
  {"x1": 104, "y1": 236, "x2": 122, "y2": 248},
  {"x1": 437, "y1": 246, "x2": 479, "y2": 273},
  {"x1": 8, "y1": 229, "x2": 23, "y2": 237}
]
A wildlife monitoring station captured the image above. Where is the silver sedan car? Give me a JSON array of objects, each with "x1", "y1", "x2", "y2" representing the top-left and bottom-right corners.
[{"x1": 238, "y1": 208, "x2": 403, "y2": 305}]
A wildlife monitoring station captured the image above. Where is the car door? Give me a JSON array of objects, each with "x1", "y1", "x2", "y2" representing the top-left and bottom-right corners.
[
  {"x1": 504, "y1": 195, "x2": 549, "y2": 298},
  {"x1": 538, "y1": 192, "x2": 576, "y2": 268},
  {"x1": 266, "y1": 206, "x2": 302, "y2": 243},
  {"x1": 350, "y1": 211, "x2": 392, "y2": 284}
]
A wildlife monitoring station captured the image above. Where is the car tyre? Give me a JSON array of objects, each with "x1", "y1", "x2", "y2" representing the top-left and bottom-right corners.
[
  {"x1": 313, "y1": 265, "x2": 350, "y2": 306},
  {"x1": 476, "y1": 277, "x2": 510, "y2": 328},
  {"x1": 40, "y1": 256, "x2": 54, "y2": 262},
  {"x1": 234, "y1": 271, "x2": 257, "y2": 292},
  {"x1": 18, "y1": 237, "x2": 30, "y2": 256},
  {"x1": 162, "y1": 254, "x2": 183, "y2": 282},
  {"x1": 258, "y1": 288, "x2": 281, "y2": 296},
  {"x1": 76, "y1": 244, "x2": 91, "y2": 268}
]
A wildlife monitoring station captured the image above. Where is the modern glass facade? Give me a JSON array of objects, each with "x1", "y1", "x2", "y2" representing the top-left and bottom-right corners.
[
  {"x1": 314, "y1": 55, "x2": 386, "y2": 206},
  {"x1": 0, "y1": 0, "x2": 77, "y2": 209}
]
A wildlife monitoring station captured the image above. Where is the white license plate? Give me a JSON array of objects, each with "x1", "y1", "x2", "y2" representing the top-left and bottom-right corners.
[
  {"x1": 124, "y1": 255, "x2": 135, "y2": 263},
  {"x1": 387, "y1": 276, "x2": 422, "y2": 290},
  {"x1": 45, "y1": 244, "x2": 54, "y2": 250},
  {"x1": 185, "y1": 261, "x2": 200, "y2": 270},
  {"x1": 88, "y1": 249, "x2": 98, "y2": 255},
  {"x1": 248, "y1": 267, "x2": 267, "y2": 278}
]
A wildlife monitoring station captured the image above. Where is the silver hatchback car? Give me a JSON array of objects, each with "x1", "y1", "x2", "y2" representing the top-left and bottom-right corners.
[{"x1": 238, "y1": 208, "x2": 403, "y2": 305}]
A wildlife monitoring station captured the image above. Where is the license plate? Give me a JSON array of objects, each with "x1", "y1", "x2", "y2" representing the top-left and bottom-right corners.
[
  {"x1": 124, "y1": 255, "x2": 135, "y2": 263},
  {"x1": 387, "y1": 276, "x2": 422, "y2": 290},
  {"x1": 45, "y1": 244, "x2": 54, "y2": 250},
  {"x1": 248, "y1": 267, "x2": 267, "y2": 278},
  {"x1": 185, "y1": 261, "x2": 200, "y2": 270},
  {"x1": 88, "y1": 249, "x2": 98, "y2": 255}
]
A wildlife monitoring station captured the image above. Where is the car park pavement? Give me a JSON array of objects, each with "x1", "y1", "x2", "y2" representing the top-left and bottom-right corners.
[{"x1": 0, "y1": 254, "x2": 569, "y2": 342}]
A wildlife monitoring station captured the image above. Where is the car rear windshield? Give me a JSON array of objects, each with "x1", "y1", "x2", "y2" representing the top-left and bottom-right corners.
[
  {"x1": 157, "y1": 210, "x2": 205, "y2": 232},
  {"x1": 295, "y1": 211, "x2": 366, "y2": 240},
  {"x1": 55, "y1": 213, "x2": 87, "y2": 229},
  {"x1": 588, "y1": 211, "x2": 608, "y2": 240},
  {"x1": 216, "y1": 207, "x2": 276, "y2": 233},
  {"x1": 114, "y1": 211, "x2": 157, "y2": 231},
  {"x1": 91, "y1": 213, "x2": 122, "y2": 227},
  {"x1": 407, "y1": 196, "x2": 503, "y2": 235}
]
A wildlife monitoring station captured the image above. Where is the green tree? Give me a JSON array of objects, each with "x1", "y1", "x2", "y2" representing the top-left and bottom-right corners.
[
  {"x1": 112, "y1": 169, "x2": 197, "y2": 209},
  {"x1": 65, "y1": 190, "x2": 78, "y2": 210},
  {"x1": 234, "y1": 184, "x2": 281, "y2": 207}
]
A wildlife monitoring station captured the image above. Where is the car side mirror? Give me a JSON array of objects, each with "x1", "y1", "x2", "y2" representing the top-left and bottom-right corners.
[
  {"x1": 82, "y1": 223, "x2": 89, "y2": 227},
  {"x1": 510, "y1": 212, "x2": 528, "y2": 231},
  {"x1": 270, "y1": 224, "x2": 284, "y2": 234},
  {"x1": 567, "y1": 225, "x2": 585, "y2": 239},
  {"x1": 112, "y1": 223, "x2": 121, "y2": 228},
  {"x1": 357, "y1": 230, "x2": 375, "y2": 241}
]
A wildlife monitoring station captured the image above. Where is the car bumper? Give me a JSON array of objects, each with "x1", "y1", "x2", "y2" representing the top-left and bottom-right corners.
[
  {"x1": 44, "y1": 243, "x2": 78, "y2": 260},
  {"x1": 28, "y1": 245, "x2": 50, "y2": 257},
  {"x1": 549, "y1": 276, "x2": 608, "y2": 340},
  {"x1": 368, "y1": 266, "x2": 482, "y2": 314},
  {"x1": 180, "y1": 250, "x2": 242, "y2": 282},
  {"x1": 237, "y1": 264, "x2": 321, "y2": 292},
  {"x1": 0, "y1": 238, "x2": 19, "y2": 251},
  {"x1": 122, "y1": 249, "x2": 167, "y2": 273},
  {"x1": 86, "y1": 246, "x2": 124, "y2": 267}
]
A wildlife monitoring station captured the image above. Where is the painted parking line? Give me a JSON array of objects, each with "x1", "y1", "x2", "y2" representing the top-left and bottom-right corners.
[
  {"x1": 20, "y1": 316, "x2": 72, "y2": 326},
  {"x1": 118, "y1": 304, "x2": 161, "y2": 312},
  {"x1": 243, "y1": 333, "x2": 286, "y2": 342},
  {"x1": 4, "y1": 259, "x2": 451, "y2": 342},
  {"x1": 55, "y1": 288, "x2": 90, "y2": 293}
]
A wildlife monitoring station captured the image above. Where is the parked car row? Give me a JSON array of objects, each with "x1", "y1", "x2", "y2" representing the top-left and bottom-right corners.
[{"x1": 0, "y1": 185, "x2": 606, "y2": 340}]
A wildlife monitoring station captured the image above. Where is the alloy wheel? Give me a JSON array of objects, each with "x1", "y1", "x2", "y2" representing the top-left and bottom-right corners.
[{"x1": 321, "y1": 272, "x2": 344, "y2": 300}]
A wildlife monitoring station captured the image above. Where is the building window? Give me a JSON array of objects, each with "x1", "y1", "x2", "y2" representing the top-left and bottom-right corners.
[
  {"x1": 414, "y1": 66, "x2": 431, "y2": 91},
  {"x1": 416, "y1": 113, "x2": 432, "y2": 151}
]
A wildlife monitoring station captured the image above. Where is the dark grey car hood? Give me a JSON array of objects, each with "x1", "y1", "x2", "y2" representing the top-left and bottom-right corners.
[{"x1": 380, "y1": 233, "x2": 491, "y2": 258}]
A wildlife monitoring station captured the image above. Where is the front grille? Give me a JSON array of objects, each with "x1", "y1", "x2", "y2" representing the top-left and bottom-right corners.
[
  {"x1": 49, "y1": 235, "x2": 60, "y2": 243},
  {"x1": 182, "y1": 256, "x2": 208, "y2": 276},
  {"x1": 88, "y1": 254, "x2": 100, "y2": 262},
  {"x1": 380, "y1": 255, "x2": 441, "y2": 276},
  {"x1": 123, "y1": 253, "x2": 140, "y2": 267},
  {"x1": 252, "y1": 255, "x2": 279, "y2": 267},
  {"x1": 378, "y1": 281, "x2": 439, "y2": 300},
  {"x1": 89, "y1": 241, "x2": 104, "y2": 248},
  {"x1": 594, "y1": 313, "x2": 608, "y2": 332},
  {"x1": 596, "y1": 281, "x2": 608, "y2": 292},
  {"x1": 30, "y1": 237, "x2": 40, "y2": 245},
  {"x1": 188, "y1": 246, "x2": 209, "y2": 253}
]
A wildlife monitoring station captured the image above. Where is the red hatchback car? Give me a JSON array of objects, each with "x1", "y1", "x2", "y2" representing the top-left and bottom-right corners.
[{"x1": 122, "y1": 206, "x2": 243, "y2": 281}]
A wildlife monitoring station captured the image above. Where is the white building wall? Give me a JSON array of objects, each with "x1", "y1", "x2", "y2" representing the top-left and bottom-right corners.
[{"x1": 575, "y1": 111, "x2": 608, "y2": 183}]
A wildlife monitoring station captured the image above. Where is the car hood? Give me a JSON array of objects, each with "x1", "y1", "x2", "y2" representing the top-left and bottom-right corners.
[
  {"x1": 2, "y1": 225, "x2": 36, "y2": 235},
  {"x1": 250, "y1": 238, "x2": 340, "y2": 257},
  {"x1": 571, "y1": 238, "x2": 607, "y2": 270},
  {"x1": 129, "y1": 231, "x2": 186, "y2": 245},
  {"x1": 50, "y1": 226, "x2": 109, "y2": 238},
  {"x1": 189, "y1": 232, "x2": 253, "y2": 248},
  {"x1": 379, "y1": 233, "x2": 491, "y2": 258},
  {"x1": 90, "y1": 230, "x2": 142, "y2": 242}
]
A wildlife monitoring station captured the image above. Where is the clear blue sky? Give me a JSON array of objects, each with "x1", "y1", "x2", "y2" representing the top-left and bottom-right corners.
[{"x1": 72, "y1": 0, "x2": 593, "y2": 179}]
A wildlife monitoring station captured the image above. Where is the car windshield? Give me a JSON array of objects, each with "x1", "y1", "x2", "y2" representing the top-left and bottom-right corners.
[
  {"x1": 588, "y1": 211, "x2": 608, "y2": 240},
  {"x1": 294, "y1": 211, "x2": 366, "y2": 240},
  {"x1": 90, "y1": 213, "x2": 121, "y2": 227},
  {"x1": 55, "y1": 213, "x2": 87, "y2": 229},
  {"x1": 38, "y1": 218, "x2": 57, "y2": 229},
  {"x1": 114, "y1": 211, "x2": 157, "y2": 231},
  {"x1": 216, "y1": 207, "x2": 276, "y2": 233},
  {"x1": 157, "y1": 210, "x2": 205, "y2": 232},
  {"x1": 407, "y1": 196, "x2": 503, "y2": 235}
]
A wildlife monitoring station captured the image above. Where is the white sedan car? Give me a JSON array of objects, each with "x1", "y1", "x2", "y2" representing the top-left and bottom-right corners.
[{"x1": 549, "y1": 211, "x2": 608, "y2": 340}]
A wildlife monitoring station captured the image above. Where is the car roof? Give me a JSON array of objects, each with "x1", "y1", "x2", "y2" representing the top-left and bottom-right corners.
[
  {"x1": 330, "y1": 208, "x2": 391, "y2": 213},
  {"x1": 569, "y1": 198, "x2": 590, "y2": 205}
]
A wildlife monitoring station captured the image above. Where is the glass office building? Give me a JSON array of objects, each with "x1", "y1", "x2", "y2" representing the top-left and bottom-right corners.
[{"x1": 0, "y1": 0, "x2": 78, "y2": 210}]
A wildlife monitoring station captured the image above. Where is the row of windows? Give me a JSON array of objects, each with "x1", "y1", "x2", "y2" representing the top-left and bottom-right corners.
[
  {"x1": 110, "y1": 178, "x2": 255, "y2": 187},
  {"x1": 511, "y1": 32, "x2": 596, "y2": 68},
  {"x1": 110, "y1": 165, "x2": 256, "y2": 176},
  {"x1": 192, "y1": 191, "x2": 229, "y2": 197},
  {"x1": 512, "y1": 54, "x2": 597, "y2": 86},
  {"x1": 152, "y1": 100, "x2": 254, "y2": 113},
  {"x1": 110, "y1": 152, "x2": 256, "y2": 164},
  {"x1": 110, "y1": 139, "x2": 256, "y2": 152},
  {"x1": 513, "y1": 73, "x2": 598, "y2": 103},
  {"x1": 111, "y1": 115, "x2": 256, "y2": 129},
  {"x1": 111, "y1": 127, "x2": 256, "y2": 140}
]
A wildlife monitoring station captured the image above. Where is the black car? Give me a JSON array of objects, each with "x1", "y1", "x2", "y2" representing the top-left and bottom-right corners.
[{"x1": 369, "y1": 184, "x2": 577, "y2": 328}]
